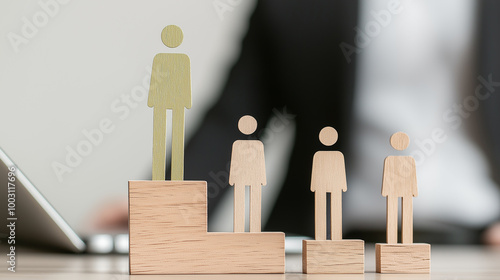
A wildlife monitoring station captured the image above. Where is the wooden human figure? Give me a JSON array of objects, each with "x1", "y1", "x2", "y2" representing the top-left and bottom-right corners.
[
  {"x1": 229, "y1": 115, "x2": 266, "y2": 233},
  {"x1": 303, "y1": 129, "x2": 364, "y2": 274},
  {"x1": 311, "y1": 127, "x2": 347, "y2": 241},
  {"x1": 382, "y1": 132, "x2": 418, "y2": 244},
  {"x1": 148, "y1": 25, "x2": 191, "y2": 181}
]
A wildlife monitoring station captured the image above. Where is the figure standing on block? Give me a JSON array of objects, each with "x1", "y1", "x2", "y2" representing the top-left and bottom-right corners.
[
  {"x1": 310, "y1": 127, "x2": 347, "y2": 240},
  {"x1": 229, "y1": 115, "x2": 266, "y2": 232},
  {"x1": 382, "y1": 132, "x2": 418, "y2": 244},
  {"x1": 148, "y1": 25, "x2": 191, "y2": 181}
]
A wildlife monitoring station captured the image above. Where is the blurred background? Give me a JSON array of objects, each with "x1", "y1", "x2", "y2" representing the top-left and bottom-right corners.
[
  {"x1": 0, "y1": 0, "x2": 259, "y2": 233},
  {"x1": 1, "y1": 0, "x2": 500, "y2": 245}
]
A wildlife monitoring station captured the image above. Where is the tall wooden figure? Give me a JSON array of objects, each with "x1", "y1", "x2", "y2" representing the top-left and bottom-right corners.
[
  {"x1": 302, "y1": 127, "x2": 364, "y2": 274},
  {"x1": 229, "y1": 115, "x2": 266, "y2": 232},
  {"x1": 129, "y1": 29, "x2": 284, "y2": 274},
  {"x1": 376, "y1": 132, "x2": 431, "y2": 274},
  {"x1": 148, "y1": 25, "x2": 191, "y2": 181}
]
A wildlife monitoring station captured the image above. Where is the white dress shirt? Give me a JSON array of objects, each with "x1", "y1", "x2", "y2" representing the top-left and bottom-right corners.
[{"x1": 346, "y1": 0, "x2": 500, "y2": 231}]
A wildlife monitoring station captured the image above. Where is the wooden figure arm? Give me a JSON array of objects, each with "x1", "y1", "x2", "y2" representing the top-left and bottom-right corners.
[
  {"x1": 183, "y1": 55, "x2": 192, "y2": 109},
  {"x1": 228, "y1": 142, "x2": 239, "y2": 186},
  {"x1": 257, "y1": 141, "x2": 267, "y2": 186},
  {"x1": 310, "y1": 177, "x2": 316, "y2": 192},
  {"x1": 410, "y1": 157, "x2": 418, "y2": 197},
  {"x1": 310, "y1": 153, "x2": 319, "y2": 192},
  {"x1": 228, "y1": 173, "x2": 235, "y2": 186},
  {"x1": 228, "y1": 168, "x2": 236, "y2": 186},
  {"x1": 338, "y1": 152, "x2": 347, "y2": 192},
  {"x1": 148, "y1": 56, "x2": 160, "y2": 108},
  {"x1": 381, "y1": 157, "x2": 390, "y2": 197}
]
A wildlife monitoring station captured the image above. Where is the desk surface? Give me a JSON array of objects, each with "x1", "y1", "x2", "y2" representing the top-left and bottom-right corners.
[{"x1": 2, "y1": 245, "x2": 500, "y2": 279}]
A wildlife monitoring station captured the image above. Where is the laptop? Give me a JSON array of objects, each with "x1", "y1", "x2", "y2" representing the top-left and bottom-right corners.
[{"x1": 0, "y1": 147, "x2": 129, "y2": 253}]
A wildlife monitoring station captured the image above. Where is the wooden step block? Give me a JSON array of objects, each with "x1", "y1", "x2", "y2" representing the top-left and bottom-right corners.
[
  {"x1": 129, "y1": 180, "x2": 208, "y2": 234},
  {"x1": 376, "y1": 243, "x2": 431, "y2": 273},
  {"x1": 302, "y1": 239, "x2": 364, "y2": 274},
  {"x1": 129, "y1": 180, "x2": 285, "y2": 274},
  {"x1": 130, "y1": 232, "x2": 284, "y2": 274}
]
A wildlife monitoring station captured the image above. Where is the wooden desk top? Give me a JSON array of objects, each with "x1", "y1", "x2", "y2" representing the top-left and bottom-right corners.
[{"x1": 1, "y1": 245, "x2": 499, "y2": 279}]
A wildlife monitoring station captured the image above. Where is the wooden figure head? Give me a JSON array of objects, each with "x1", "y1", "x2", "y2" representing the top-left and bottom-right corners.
[
  {"x1": 161, "y1": 25, "x2": 183, "y2": 48},
  {"x1": 238, "y1": 115, "x2": 257, "y2": 135},
  {"x1": 390, "y1": 132, "x2": 410, "y2": 151},
  {"x1": 319, "y1": 126, "x2": 338, "y2": 146}
]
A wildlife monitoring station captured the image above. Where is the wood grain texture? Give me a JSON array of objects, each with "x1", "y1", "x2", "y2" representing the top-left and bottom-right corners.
[
  {"x1": 318, "y1": 126, "x2": 338, "y2": 146},
  {"x1": 386, "y1": 196, "x2": 398, "y2": 244},
  {"x1": 250, "y1": 184, "x2": 262, "y2": 232},
  {"x1": 233, "y1": 184, "x2": 245, "y2": 232},
  {"x1": 314, "y1": 192, "x2": 326, "y2": 240},
  {"x1": 390, "y1": 132, "x2": 410, "y2": 151},
  {"x1": 229, "y1": 140, "x2": 267, "y2": 186},
  {"x1": 129, "y1": 181, "x2": 208, "y2": 236},
  {"x1": 303, "y1": 240, "x2": 364, "y2": 274},
  {"x1": 311, "y1": 151, "x2": 347, "y2": 241},
  {"x1": 151, "y1": 108, "x2": 167, "y2": 180},
  {"x1": 238, "y1": 115, "x2": 258, "y2": 135},
  {"x1": 229, "y1": 139, "x2": 266, "y2": 233},
  {"x1": 148, "y1": 25, "x2": 191, "y2": 181},
  {"x1": 161, "y1": 25, "x2": 183, "y2": 48},
  {"x1": 331, "y1": 190, "x2": 342, "y2": 240},
  {"x1": 376, "y1": 243, "x2": 431, "y2": 274},
  {"x1": 129, "y1": 180, "x2": 284, "y2": 274},
  {"x1": 402, "y1": 196, "x2": 413, "y2": 244},
  {"x1": 148, "y1": 55, "x2": 191, "y2": 110},
  {"x1": 311, "y1": 151, "x2": 347, "y2": 193},
  {"x1": 382, "y1": 155, "x2": 417, "y2": 244},
  {"x1": 171, "y1": 107, "x2": 186, "y2": 180},
  {"x1": 382, "y1": 156, "x2": 418, "y2": 198}
]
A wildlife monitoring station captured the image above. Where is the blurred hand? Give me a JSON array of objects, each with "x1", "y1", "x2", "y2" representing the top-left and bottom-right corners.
[
  {"x1": 88, "y1": 199, "x2": 128, "y2": 231},
  {"x1": 483, "y1": 222, "x2": 500, "y2": 246}
]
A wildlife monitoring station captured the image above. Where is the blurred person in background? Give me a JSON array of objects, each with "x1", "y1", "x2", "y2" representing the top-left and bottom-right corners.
[{"x1": 93, "y1": 0, "x2": 500, "y2": 245}]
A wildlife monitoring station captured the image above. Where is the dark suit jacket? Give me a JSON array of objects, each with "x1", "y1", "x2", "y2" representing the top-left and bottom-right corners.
[{"x1": 171, "y1": 0, "x2": 500, "y2": 240}]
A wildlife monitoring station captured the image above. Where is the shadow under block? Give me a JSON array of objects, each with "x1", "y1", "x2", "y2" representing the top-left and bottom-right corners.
[
  {"x1": 302, "y1": 239, "x2": 364, "y2": 274},
  {"x1": 376, "y1": 243, "x2": 431, "y2": 274},
  {"x1": 129, "y1": 180, "x2": 285, "y2": 274}
]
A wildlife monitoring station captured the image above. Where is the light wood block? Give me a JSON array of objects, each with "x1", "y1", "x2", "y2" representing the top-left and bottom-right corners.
[
  {"x1": 302, "y1": 239, "x2": 364, "y2": 274},
  {"x1": 130, "y1": 231, "x2": 285, "y2": 274},
  {"x1": 376, "y1": 243, "x2": 431, "y2": 274},
  {"x1": 129, "y1": 180, "x2": 285, "y2": 274},
  {"x1": 129, "y1": 181, "x2": 208, "y2": 236}
]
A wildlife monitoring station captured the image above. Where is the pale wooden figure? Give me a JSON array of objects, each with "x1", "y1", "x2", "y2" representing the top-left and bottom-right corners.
[
  {"x1": 303, "y1": 127, "x2": 364, "y2": 274},
  {"x1": 148, "y1": 25, "x2": 191, "y2": 181},
  {"x1": 311, "y1": 126, "x2": 347, "y2": 240},
  {"x1": 382, "y1": 132, "x2": 417, "y2": 244},
  {"x1": 376, "y1": 132, "x2": 430, "y2": 274},
  {"x1": 229, "y1": 115, "x2": 266, "y2": 232}
]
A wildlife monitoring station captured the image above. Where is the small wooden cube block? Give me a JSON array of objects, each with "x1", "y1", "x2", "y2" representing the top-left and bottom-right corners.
[
  {"x1": 302, "y1": 239, "x2": 365, "y2": 274},
  {"x1": 376, "y1": 243, "x2": 431, "y2": 274}
]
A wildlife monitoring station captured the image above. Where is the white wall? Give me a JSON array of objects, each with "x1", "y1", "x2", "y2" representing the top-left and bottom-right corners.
[{"x1": 0, "y1": 0, "x2": 258, "y2": 232}]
